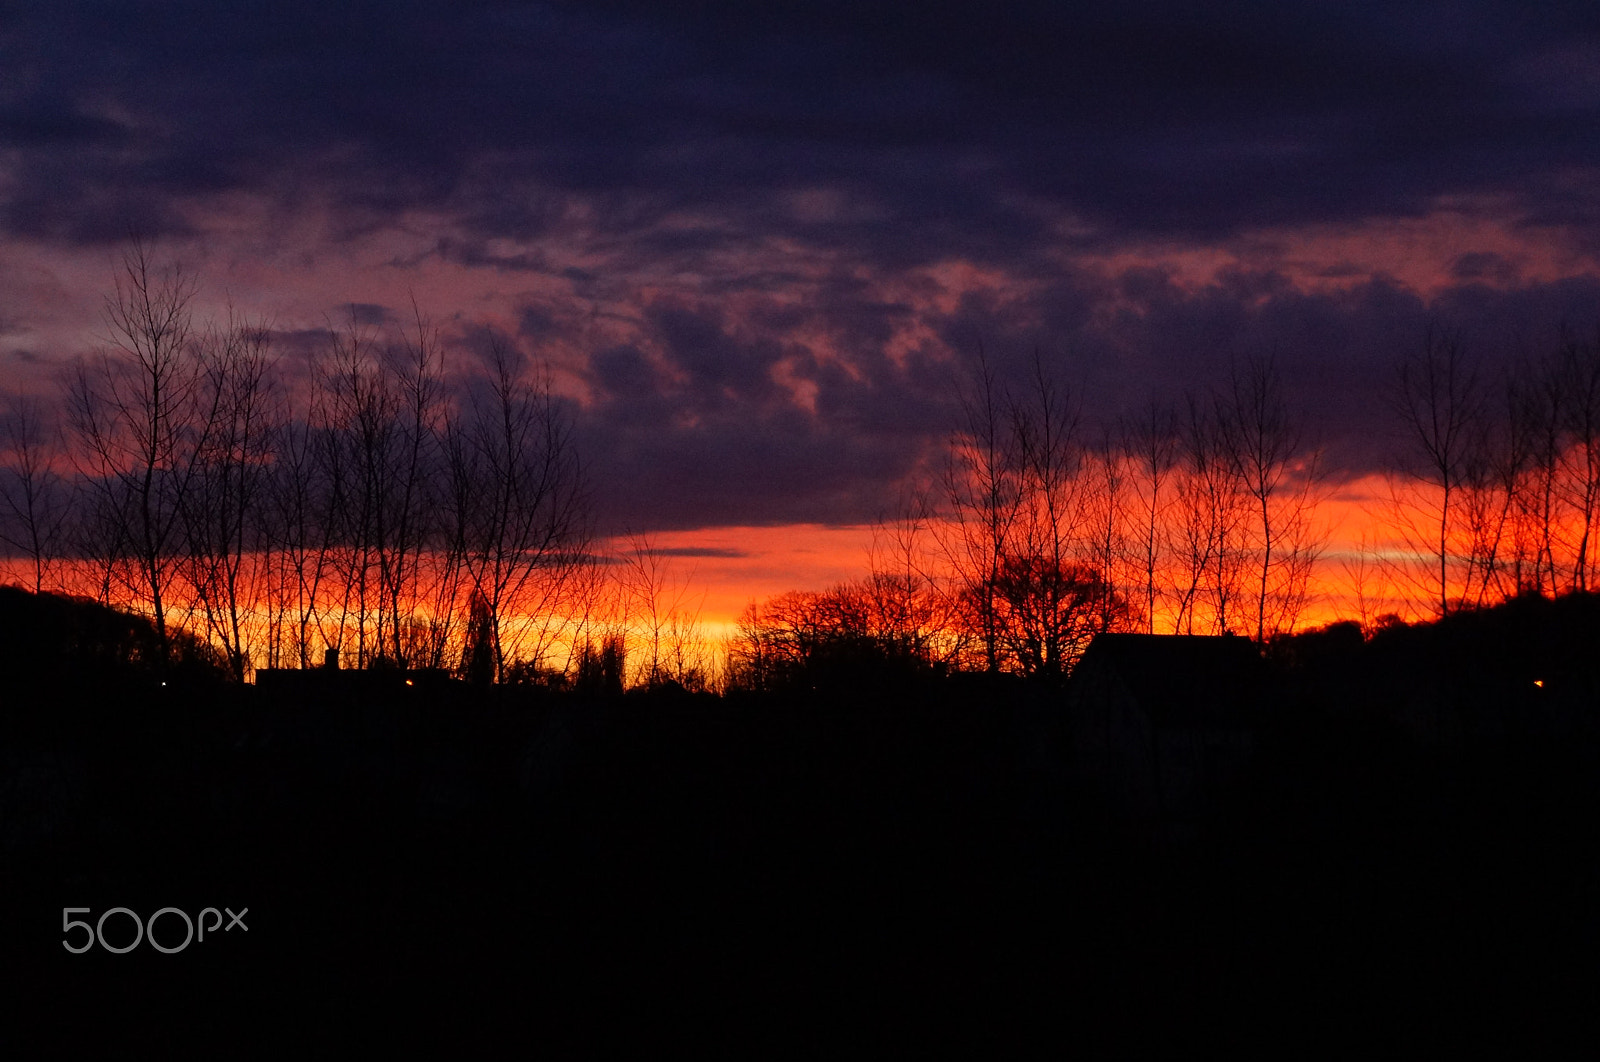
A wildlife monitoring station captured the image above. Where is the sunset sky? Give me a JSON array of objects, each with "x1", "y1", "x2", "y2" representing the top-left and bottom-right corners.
[{"x1": 4, "y1": 2, "x2": 1600, "y2": 626}]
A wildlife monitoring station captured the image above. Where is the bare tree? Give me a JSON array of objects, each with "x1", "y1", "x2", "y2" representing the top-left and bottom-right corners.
[
  {"x1": 1083, "y1": 428, "x2": 1129, "y2": 638},
  {"x1": 0, "y1": 394, "x2": 72, "y2": 593},
  {"x1": 67, "y1": 243, "x2": 209, "y2": 664},
  {"x1": 937, "y1": 354, "x2": 1021, "y2": 673},
  {"x1": 450, "y1": 338, "x2": 589, "y2": 681},
  {"x1": 612, "y1": 532, "x2": 710, "y2": 689},
  {"x1": 1516, "y1": 354, "x2": 1566, "y2": 595},
  {"x1": 318, "y1": 314, "x2": 389, "y2": 666},
  {"x1": 865, "y1": 491, "x2": 966, "y2": 668},
  {"x1": 990, "y1": 554, "x2": 1127, "y2": 680},
  {"x1": 1388, "y1": 330, "x2": 1482, "y2": 616},
  {"x1": 1339, "y1": 531, "x2": 1391, "y2": 634},
  {"x1": 1217, "y1": 356, "x2": 1326, "y2": 641},
  {"x1": 1487, "y1": 359, "x2": 1552, "y2": 598},
  {"x1": 1122, "y1": 400, "x2": 1177, "y2": 633},
  {"x1": 728, "y1": 579, "x2": 943, "y2": 692},
  {"x1": 1001, "y1": 355, "x2": 1097, "y2": 676},
  {"x1": 180, "y1": 314, "x2": 279, "y2": 680},
  {"x1": 263, "y1": 383, "x2": 340, "y2": 668},
  {"x1": 1556, "y1": 330, "x2": 1600, "y2": 591},
  {"x1": 1454, "y1": 368, "x2": 1533, "y2": 608},
  {"x1": 377, "y1": 304, "x2": 449, "y2": 668},
  {"x1": 937, "y1": 352, "x2": 1135, "y2": 676},
  {"x1": 308, "y1": 308, "x2": 453, "y2": 669},
  {"x1": 1170, "y1": 394, "x2": 1249, "y2": 635}
]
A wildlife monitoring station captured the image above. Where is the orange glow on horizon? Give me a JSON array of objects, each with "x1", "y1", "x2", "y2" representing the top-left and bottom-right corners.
[
  {"x1": 615, "y1": 475, "x2": 1429, "y2": 637},
  {"x1": 5, "y1": 465, "x2": 1583, "y2": 685}
]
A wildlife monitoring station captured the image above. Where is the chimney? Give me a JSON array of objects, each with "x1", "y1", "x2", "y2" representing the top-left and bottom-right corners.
[{"x1": 324, "y1": 647, "x2": 339, "y2": 670}]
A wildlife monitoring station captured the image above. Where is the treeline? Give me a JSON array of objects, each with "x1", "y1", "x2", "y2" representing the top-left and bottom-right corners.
[
  {"x1": 728, "y1": 328, "x2": 1600, "y2": 691},
  {"x1": 731, "y1": 354, "x2": 1325, "y2": 688},
  {"x1": 0, "y1": 246, "x2": 591, "y2": 683},
  {"x1": 7, "y1": 246, "x2": 1600, "y2": 692},
  {"x1": 1387, "y1": 328, "x2": 1600, "y2": 613}
]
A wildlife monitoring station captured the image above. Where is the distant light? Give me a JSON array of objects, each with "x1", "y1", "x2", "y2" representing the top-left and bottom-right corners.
[
  {"x1": 1534, "y1": 679, "x2": 1545, "y2": 688},
  {"x1": 405, "y1": 679, "x2": 415, "y2": 687}
]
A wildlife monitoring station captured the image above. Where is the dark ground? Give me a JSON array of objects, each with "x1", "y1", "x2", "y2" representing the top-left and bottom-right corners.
[{"x1": 5, "y1": 596, "x2": 1600, "y2": 1054}]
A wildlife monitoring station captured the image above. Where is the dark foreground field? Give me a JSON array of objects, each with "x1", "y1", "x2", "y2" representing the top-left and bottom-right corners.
[{"x1": 6, "y1": 664, "x2": 1600, "y2": 1056}]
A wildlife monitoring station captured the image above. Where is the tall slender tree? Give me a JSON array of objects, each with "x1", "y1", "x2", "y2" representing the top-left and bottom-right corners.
[
  {"x1": 1217, "y1": 356, "x2": 1325, "y2": 641},
  {"x1": 1388, "y1": 330, "x2": 1482, "y2": 616},
  {"x1": 938, "y1": 354, "x2": 1020, "y2": 673},
  {"x1": 449, "y1": 338, "x2": 589, "y2": 681},
  {"x1": 181, "y1": 313, "x2": 279, "y2": 680},
  {"x1": 1123, "y1": 400, "x2": 1177, "y2": 633},
  {"x1": 68, "y1": 243, "x2": 209, "y2": 665},
  {"x1": 0, "y1": 395, "x2": 71, "y2": 593}
]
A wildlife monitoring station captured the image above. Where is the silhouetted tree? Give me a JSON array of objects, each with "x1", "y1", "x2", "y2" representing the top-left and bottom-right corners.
[
  {"x1": 989, "y1": 554, "x2": 1128, "y2": 680},
  {"x1": 1004, "y1": 356, "x2": 1094, "y2": 669},
  {"x1": 67, "y1": 242, "x2": 208, "y2": 666},
  {"x1": 318, "y1": 314, "x2": 389, "y2": 666},
  {"x1": 1171, "y1": 393, "x2": 1249, "y2": 634},
  {"x1": 573, "y1": 633, "x2": 625, "y2": 698},
  {"x1": 180, "y1": 313, "x2": 278, "y2": 680},
  {"x1": 462, "y1": 590, "x2": 495, "y2": 688},
  {"x1": 1514, "y1": 353, "x2": 1565, "y2": 595},
  {"x1": 938, "y1": 353, "x2": 1020, "y2": 673},
  {"x1": 1217, "y1": 356, "x2": 1326, "y2": 641},
  {"x1": 1122, "y1": 400, "x2": 1177, "y2": 632},
  {"x1": 0, "y1": 394, "x2": 71, "y2": 593},
  {"x1": 377, "y1": 305, "x2": 449, "y2": 667},
  {"x1": 1556, "y1": 329, "x2": 1600, "y2": 591},
  {"x1": 730, "y1": 572, "x2": 970, "y2": 693},
  {"x1": 1388, "y1": 329, "x2": 1482, "y2": 617},
  {"x1": 311, "y1": 308, "x2": 454, "y2": 668},
  {"x1": 262, "y1": 389, "x2": 340, "y2": 668},
  {"x1": 612, "y1": 532, "x2": 709, "y2": 689},
  {"x1": 934, "y1": 352, "x2": 1145, "y2": 672},
  {"x1": 865, "y1": 496, "x2": 966, "y2": 669},
  {"x1": 450, "y1": 338, "x2": 589, "y2": 682}
]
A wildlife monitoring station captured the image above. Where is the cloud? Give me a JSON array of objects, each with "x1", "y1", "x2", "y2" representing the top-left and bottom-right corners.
[
  {"x1": 649, "y1": 547, "x2": 750, "y2": 560},
  {"x1": 1451, "y1": 252, "x2": 1521, "y2": 285},
  {"x1": 554, "y1": 260, "x2": 1600, "y2": 532},
  {"x1": 4, "y1": 1, "x2": 1600, "y2": 540},
  {"x1": 2, "y1": 1, "x2": 1597, "y2": 258},
  {"x1": 341, "y1": 303, "x2": 394, "y2": 327}
]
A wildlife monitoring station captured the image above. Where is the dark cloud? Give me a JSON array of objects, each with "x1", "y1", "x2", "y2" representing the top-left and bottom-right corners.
[
  {"x1": 576, "y1": 304, "x2": 941, "y2": 531},
  {"x1": 0, "y1": 101, "x2": 127, "y2": 148},
  {"x1": 561, "y1": 265, "x2": 1600, "y2": 531},
  {"x1": 342, "y1": 303, "x2": 394, "y2": 327},
  {"x1": 578, "y1": 405, "x2": 928, "y2": 532},
  {"x1": 648, "y1": 301, "x2": 788, "y2": 404},
  {"x1": 2, "y1": 1, "x2": 1597, "y2": 254},
  {"x1": 591, "y1": 344, "x2": 671, "y2": 410},
  {"x1": 1451, "y1": 252, "x2": 1518, "y2": 284},
  {"x1": 5, "y1": 1, "x2": 1600, "y2": 536},
  {"x1": 651, "y1": 547, "x2": 750, "y2": 559}
]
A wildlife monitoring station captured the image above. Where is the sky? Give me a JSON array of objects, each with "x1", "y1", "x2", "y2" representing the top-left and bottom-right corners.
[{"x1": 4, "y1": 1, "x2": 1600, "y2": 620}]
